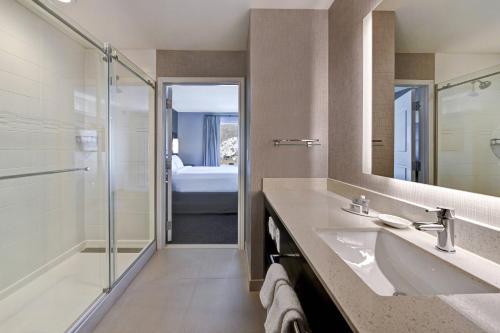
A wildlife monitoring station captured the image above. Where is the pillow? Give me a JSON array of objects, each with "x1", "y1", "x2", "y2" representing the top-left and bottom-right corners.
[{"x1": 171, "y1": 155, "x2": 184, "y2": 170}]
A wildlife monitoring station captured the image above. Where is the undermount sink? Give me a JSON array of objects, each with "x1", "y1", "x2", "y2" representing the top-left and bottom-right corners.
[{"x1": 315, "y1": 228, "x2": 499, "y2": 296}]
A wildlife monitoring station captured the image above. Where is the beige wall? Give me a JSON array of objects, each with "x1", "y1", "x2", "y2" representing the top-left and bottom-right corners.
[
  {"x1": 156, "y1": 50, "x2": 246, "y2": 78},
  {"x1": 328, "y1": 0, "x2": 500, "y2": 258},
  {"x1": 395, "y1": 53, "x2": 435, "y2": 80},
  {"x1": 371, "y1": 11, "x2": 395, "y2": 177},
  {"x1": 248, "y1": 9, "x2": 329, "y2": 281},
  {"x1": 435, "y1": 53, "x2": 500, "y2": 83}
]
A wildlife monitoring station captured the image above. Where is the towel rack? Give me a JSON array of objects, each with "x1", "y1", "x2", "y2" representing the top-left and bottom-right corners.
[
  {"x1": 0, "y1": 167, "x2": 90, "y2": 181},
  {"x1": 273, "y1": 139, "x2": 320, "y2": 147},
  {"x1": 269, "y1": 254, "x2": 309, "y2": 333},
  {"x1": 269, "y1": 254, "x2": 301, "y2": 263}
]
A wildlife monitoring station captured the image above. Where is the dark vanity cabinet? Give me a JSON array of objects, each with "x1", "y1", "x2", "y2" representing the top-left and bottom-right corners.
[{"x1": 264, "y1": 197, "x2": 352, "y2": 333}]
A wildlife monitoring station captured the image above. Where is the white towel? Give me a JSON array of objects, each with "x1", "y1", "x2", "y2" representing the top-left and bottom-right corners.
[
  {"x1": 260, "y1": 263, "x2": 290, "y2": 309},
  {"x1": 275, "y1": 228, "x2": 280, "y2": 253},
  {"x1": 268, "y1": 217, "x2": 277, "y2": 240},
  {"x1": 264, "y1": 283, "x2": 306, "y2": 333}
]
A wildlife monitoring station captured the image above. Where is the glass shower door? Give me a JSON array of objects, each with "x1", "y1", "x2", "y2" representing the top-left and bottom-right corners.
[{"x1": 108, "y1": 50, "x2": 155, "y2": 283}]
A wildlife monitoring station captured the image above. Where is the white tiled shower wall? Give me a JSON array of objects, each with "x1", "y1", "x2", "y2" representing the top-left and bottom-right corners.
[
  {"x1": 0, "y1": 0, "x2": 107, "y2": 292},
  {"x1": 437, "y1": 65, "x2": 500, "y2": 197}
]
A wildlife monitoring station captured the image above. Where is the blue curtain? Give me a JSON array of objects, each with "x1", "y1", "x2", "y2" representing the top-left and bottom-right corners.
[{"x1": 203, "y1": 115, "x2": 220, "y2": 166}]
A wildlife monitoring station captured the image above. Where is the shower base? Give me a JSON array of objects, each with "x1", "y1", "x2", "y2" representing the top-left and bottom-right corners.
[{"x1": 0, "y1": 251, "x2": 137, "y2": 333}]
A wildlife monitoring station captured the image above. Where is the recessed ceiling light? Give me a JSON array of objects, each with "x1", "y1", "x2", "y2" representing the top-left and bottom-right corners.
[{"x1": 57, "y1": 0, "x2": 73, "y2": 3}]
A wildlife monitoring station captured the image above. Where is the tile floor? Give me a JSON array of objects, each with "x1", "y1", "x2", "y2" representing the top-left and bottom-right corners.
[{"x1": 93, "y1": 248, "x2": 266, "y2": 333}]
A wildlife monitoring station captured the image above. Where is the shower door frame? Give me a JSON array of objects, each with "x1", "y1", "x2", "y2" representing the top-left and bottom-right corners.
[{"x1": 156, "y1": 77, "x2": 246, "y2": 250}]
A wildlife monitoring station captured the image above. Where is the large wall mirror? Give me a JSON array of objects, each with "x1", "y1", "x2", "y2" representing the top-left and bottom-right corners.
[{"x1": 363, "y1": 0, "x2": 500, "y2": 197}]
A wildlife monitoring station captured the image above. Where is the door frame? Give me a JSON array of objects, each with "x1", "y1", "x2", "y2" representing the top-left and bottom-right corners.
[
  {"x1": 156, "y1": 77, "x2": 246, "y2": 250},
  {"x1": 394, "y1": 79, "x2": 435, "y2": 184}
]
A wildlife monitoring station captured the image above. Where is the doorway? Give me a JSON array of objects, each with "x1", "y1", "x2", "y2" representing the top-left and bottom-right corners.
[
  {"x1": 156, "y1": 78, "x2": 245, "y2": 249},
  {"x1": 393, "y1": 80, "x2": 434, "y2": 184}
]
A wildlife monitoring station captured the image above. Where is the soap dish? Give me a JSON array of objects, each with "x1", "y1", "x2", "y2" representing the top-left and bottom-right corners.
[
  {"x1": 341, "y1": 207, "x2": 378, "y2": 218},
  {"x1": 378, "y1": 214, "x2": 412, "y2": 229}
]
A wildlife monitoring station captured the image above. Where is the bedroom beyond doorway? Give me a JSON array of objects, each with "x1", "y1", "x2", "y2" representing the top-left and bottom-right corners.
[{"x1": 158, "y1": 78, "x2": 245, "y2": 248}]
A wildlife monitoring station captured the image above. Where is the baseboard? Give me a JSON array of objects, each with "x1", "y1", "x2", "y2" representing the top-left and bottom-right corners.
[
  {"x1": 0, "y1": 241, "x2": 86, "y2": 301},
  {"x1": 248, "y1": 279, "x2": 264, "y2": 292}
]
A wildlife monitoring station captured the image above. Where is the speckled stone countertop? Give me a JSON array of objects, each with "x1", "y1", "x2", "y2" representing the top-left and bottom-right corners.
[{"x1": 262, "y1": 179, "x2": 500, "y2": 333}]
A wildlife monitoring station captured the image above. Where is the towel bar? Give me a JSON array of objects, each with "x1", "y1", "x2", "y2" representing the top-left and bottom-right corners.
[
  {"x1": 273, "y1": 139, "x2": 320, "y2": 147},
  {"x1": 0, "y1": 167, "x2": 89, "y2": 181},
  {"x1": 269, "y1": 253, "x2": 301, "y2": 264},
  {"x1": 269, "y1": 254, "x2": 309, "y2": 333}
]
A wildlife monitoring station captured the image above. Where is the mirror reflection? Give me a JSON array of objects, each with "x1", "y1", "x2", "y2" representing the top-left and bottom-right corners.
[{"x1": 369, "y1": 0, "x2": 500, "y2": 196}]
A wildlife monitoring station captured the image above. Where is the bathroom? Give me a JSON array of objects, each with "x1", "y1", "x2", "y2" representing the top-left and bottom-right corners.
[{"x1": 1, "y1": 0, "x2": 500, "y2": 332}]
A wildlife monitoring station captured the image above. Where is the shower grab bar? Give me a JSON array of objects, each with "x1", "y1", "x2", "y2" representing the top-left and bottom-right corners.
[
  {"x1": 273, "y1": 139, "x2": 320, "y2": 147},
  {"x1": 0, "y1": 167, "x2": 89, "y2": 181}
]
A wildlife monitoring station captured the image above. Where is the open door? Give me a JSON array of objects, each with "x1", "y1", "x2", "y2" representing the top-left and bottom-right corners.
[
  {"x1": 394, "y1": 89, "x2": 415, "y2": 181},
  {"x1": 166, "y1": 86, "x2": 173, "y2": 242}
]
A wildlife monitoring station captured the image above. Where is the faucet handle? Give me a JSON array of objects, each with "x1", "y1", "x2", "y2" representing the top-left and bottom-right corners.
[{"x1": 425, "y1": 207, "x2": 455, "y2": 219}]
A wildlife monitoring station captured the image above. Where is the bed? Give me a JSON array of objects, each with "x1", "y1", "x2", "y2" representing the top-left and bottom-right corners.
[
  {"x1": 170, "y1": 155, "x2": 238, "y2": 244},
  {"x1": 173, "y1": 164, "x2": 238, "y2": 193}
]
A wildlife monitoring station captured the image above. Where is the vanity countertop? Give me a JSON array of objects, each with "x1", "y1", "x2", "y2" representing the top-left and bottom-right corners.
[{"x1": 263, "y1": 180, "x2": 500, "y2": 333}]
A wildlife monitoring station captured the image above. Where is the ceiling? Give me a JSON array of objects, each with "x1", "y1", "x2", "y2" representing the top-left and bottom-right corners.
[
  {"x1": 376, "y1": 0, "x2": 500, "y2": 53},
  {"x1": 51, "y1": 0, "x2": 334, "y2": 51},
  {"x1": 171, "y1": 85, "x2": 239, "y2": 113}
]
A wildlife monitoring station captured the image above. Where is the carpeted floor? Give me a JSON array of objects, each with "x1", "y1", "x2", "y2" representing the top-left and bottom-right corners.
[{"x1": 170, "y1": 214, "x2": 238, "y2": 244}]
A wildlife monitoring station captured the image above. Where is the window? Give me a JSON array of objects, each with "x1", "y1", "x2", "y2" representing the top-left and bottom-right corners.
[{"x1": 219, "y1": 116, "x2": 239, "y2": 165}]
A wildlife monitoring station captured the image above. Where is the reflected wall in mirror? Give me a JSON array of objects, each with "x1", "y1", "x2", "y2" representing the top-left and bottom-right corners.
[{"x1": 365, "y1": 0, "x2": 500, "y2": 197}]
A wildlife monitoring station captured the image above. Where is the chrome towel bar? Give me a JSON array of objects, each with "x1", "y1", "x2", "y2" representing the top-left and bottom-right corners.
[
  {"x1": 0, "y1": 167, "x2": 89, "y2": 181},
  {"x1": 273, "y1": 139, "x2": 320, "y2": 147}
]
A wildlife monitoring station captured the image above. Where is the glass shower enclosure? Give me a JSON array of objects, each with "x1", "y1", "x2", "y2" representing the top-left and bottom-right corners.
[
  {"x1": 0, "y1": 1, "x2": 155, "y2": 332},
  {"x1": 437, "y1": 64, "x2": 500, "y2": 197}
]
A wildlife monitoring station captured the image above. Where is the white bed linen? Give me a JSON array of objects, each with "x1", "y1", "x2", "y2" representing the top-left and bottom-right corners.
[{"x1": 172, "y1": 165, "x2": 238, "y2": 192}]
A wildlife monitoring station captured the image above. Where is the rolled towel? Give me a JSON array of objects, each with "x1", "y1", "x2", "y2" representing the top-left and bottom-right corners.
[
  {"x1": 260, "y1": 263, "x2": 290, "y2": 309},
  {"x1": 275, "y1": 228, "x2": 281, "y2": 253},
  {"x1": 264, "y1": 283, "x2": 307, "y2": 333},
  {"x1": 268, "y1": 217, "x2": 277, "y2": 240}
]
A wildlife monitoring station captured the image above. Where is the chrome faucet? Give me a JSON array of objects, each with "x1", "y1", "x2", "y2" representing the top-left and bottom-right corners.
[{"x1": 415, "y1": 207, "x2": 456, "y2": 253}]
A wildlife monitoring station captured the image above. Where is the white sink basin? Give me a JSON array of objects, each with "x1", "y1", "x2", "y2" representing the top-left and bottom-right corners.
[{"x1": 316, "y1": 228, "x2": 499, "y2": 296}]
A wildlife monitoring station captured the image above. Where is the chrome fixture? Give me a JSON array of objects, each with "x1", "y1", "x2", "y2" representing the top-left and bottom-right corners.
[
  {"x1": 110, "y1": 50, "x2": 155, "y2": 89},
  {"x1": 415, "y1": 207, "x2": 456, "y2": 253},
  {"x1": 0, "y1": 167, "x2": 89, "y2": 181},
  {"x1": 490, "y1": 138, "x2": 500, "y2": 159},
  {"x1": 438, "y1": 70, "x2": 499, "y2": 91},
  {"x1": 477, "y1": 79, "x2": 492, "y2": 90},
  {"x1": 469, "y1": 79, "x2": 491, "y2": 97},
  {"x1": 352, "y1": 195, "x2": 370, "y2": 215},
  {"x1": 273, "y1": 139, "x2": 320, "y2": 147}
]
